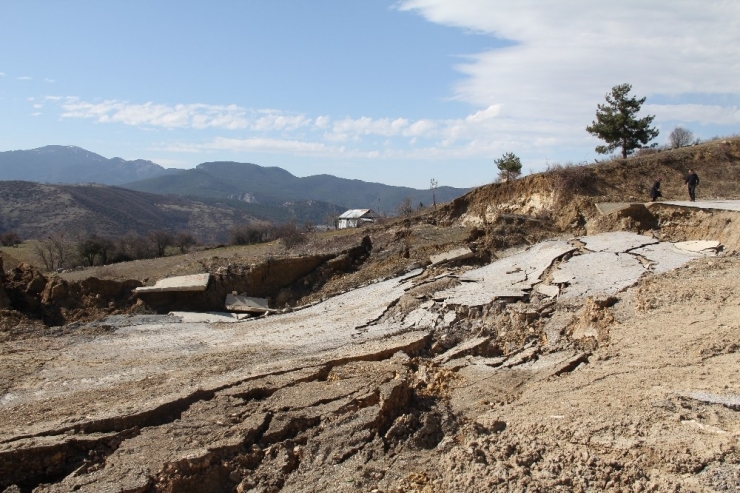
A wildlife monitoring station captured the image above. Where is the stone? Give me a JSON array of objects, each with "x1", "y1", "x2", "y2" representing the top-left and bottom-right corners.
[
  {"x1": 134, "y1": 274, "x2": 210, "y2": 294},
  {"x1": 224, "y1": 294, "x2": 271, "y2": 314},
  {"x1": 429, "y1": 247, "x2": 475, "y2": 266}
]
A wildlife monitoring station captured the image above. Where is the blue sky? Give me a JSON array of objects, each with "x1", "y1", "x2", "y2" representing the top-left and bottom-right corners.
[{"x1": 1, "y1": 1, "x2": 739, "y2": 188}]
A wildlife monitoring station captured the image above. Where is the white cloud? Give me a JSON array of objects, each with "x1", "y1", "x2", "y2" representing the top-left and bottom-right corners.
[
  {"x1": 251, "y1": 110, "x2": 312, "y2": 132},
  {"x1": 58, "y1": 99, "x2": 250, "y2": 130},
  {"x1": 398, "y1": 0, "x2": 740, "y2": 144},
  {"x1": 17, "y1": 76, "x2": 32, "y2": 81},
  {"x1": 44, "y1": 78, "x2": 55, "y2": 83},
  {"x1": 645, "y1": 104, "x2": 740, "y2": 126}
]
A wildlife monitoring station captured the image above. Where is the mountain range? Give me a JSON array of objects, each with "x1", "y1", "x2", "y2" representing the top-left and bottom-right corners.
[{"x1": 0, "y1": 145, "x2": 470, "y2": 239}]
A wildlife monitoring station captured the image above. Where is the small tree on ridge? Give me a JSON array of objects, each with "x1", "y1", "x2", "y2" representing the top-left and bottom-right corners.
[
  {"x1": 495, "y1": 152, "x2": 522, "y2": 182},
  {"x1": 669, "y1": 126, "x2": 694, "y2": 148}
]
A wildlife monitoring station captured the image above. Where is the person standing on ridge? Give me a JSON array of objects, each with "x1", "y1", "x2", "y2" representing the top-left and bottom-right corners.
[
  {"x1": 684, "y1": 169, "x2": 700, "y2": 202},
  {"x1": 649, "y1": 177, "x2": 662, "y2": 202}
]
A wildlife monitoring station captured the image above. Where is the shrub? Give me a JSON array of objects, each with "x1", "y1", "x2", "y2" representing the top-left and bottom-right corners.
[{"x1": 274, "y1": 221, "x2": 306, "y2": 249}]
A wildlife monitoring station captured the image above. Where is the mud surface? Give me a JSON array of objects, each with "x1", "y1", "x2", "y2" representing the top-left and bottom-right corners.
[{"x1": 3, "y1": 230, "x2": 740, "y2": 492}]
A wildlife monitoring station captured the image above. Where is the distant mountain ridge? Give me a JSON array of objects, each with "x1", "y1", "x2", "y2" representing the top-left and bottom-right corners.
[
  {"x1": 0, "y1": 145, "x2": 471, "y2": 215},
  {"x1": 124, "y1": 161, "x2": 469, "y2": 213},
  {"x1": 0, "y1": 145, "x2": 175, "y2": 185}
]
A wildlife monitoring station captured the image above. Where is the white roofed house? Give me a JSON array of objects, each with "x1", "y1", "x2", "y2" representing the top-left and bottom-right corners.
[{"x1": 336, "y1": 209, "x2": 378, "y2": 229}]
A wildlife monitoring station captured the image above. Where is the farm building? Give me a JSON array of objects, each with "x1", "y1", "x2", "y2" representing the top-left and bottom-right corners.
[{"x1": 336, "y1": 209, "x2": 378, "y2": 229}]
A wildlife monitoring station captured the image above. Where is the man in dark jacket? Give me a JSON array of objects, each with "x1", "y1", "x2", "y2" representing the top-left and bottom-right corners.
[
  {"x1": 685, "y1": 169, "x2": 700, "y2": 202},
  {"x1": 649, "y1": 177, "x2": 662, "y2": 202}
]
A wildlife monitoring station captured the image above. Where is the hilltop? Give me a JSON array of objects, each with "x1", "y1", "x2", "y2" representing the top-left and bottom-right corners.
[{"x1": 0, "y1": 145, "x2": 173, "y2": 185}]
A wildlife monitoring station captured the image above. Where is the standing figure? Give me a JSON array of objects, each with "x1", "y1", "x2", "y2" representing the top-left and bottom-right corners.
[
  {"x1": 649, "y1": 177, "x2": 662, "y2": 202},
  {"x1": 684, "y1": 169, "x2": 700, "y2": 202}
]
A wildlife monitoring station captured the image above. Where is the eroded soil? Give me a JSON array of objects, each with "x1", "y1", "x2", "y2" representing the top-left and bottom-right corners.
[{"x1": 2, "y1": 224, "x2": 739, "y2": 492}]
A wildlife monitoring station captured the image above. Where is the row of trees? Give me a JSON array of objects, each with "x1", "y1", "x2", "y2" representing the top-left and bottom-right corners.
[
  {"x1": 494, "y1": 83, "x2": 699, "y2": 182},
  {"x1": 32, "y1": 230, "x2": 198, "y2": 271},
  {"x1": 20, "y1": 220, "x2": 319, "y2": 272}
]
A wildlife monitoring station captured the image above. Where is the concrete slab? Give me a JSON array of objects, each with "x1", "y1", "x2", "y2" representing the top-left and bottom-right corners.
[
  {"x1": 674, "y1": 240, "x2": 721, "y2": 254},
  {"x1": 433, "y1": 337, "x2": 490, "y2": 365},
  {"x1": 535, "y1": 283, "x2": 560, "y2": 298},
  {"x1": 224, "y1": 294, "x2": 271, "y2": 314},
  {"x1": 595, "y1": 202, "x2": 648, "y2": 215},
  {"x1": 134, "y1": 273, "x2": 210, "y2": 294},
  {"x1": 402, "y1": 308, "x2": 439, "y2": 329},
  {"x1": 684, "y1": 391, "x2": 740, "y2": 411},
  {"x1": 658, "y1": 200, "x2": 740, "y2": 212},
  {"x1": 437, "y1": 240, "x2": 575, "y2": 306},
  {"x1": 553, "y1": 252, "x2": 646, "y2": 300},
  {"x1": 429, "y1": 247, "x2": 475, "y2": 266},
  {"x1": 0, "y1": 272, "x2": 417, "y2": 435},
  {"x1": 169, "y1": 311, "x2": 251, "y2": 323},
  {"x1": 578, "y1": 231, "x2": 658, "y2": 253},
  {"x1": 631, "y1": 242, "x2": 703, "y2": 274}
]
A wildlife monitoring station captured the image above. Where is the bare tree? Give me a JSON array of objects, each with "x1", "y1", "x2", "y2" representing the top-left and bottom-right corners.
[
  {"x1": 397, "y1": 197, "x2": 414, "y2": 216},
  {"x1": 669, "y1": 126, "x2": 694, "y2": 148},
  {"x1": 34, "y1": 231, "x2": 75, "y2": 271},
  {"x1": 430, "y1": 178, "x2": 438, "y2": 209},
  {"x1": 174, "y1": 232, "x2": 197, "y2": 253},
  {"x1": 0, "y1": 231, "x2": 21, "y2": 247},
  {"x1": 150, "y1": 230, "x2": 174, "y2": 257}
]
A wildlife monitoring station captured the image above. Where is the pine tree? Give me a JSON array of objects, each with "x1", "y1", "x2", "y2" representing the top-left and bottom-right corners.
[
  {"x1": 586, "y1": 83, "x2": 659, "y2": 159},
  {"x1": 495, "y1": 152, "x2": 522, "y2": 182}
]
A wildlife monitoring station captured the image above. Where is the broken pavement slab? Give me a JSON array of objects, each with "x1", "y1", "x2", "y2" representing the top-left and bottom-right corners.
[
  {"x1": 169, "y1": 311, "x2": 252, "y2": 323},
  {"x1": 657, "y1": 200, "x2": 740, "y2": 212},
  {"x1": 595, "y1": 202, "x2": 649, "y2": 215},
  {"x1": 134, "y1": 273, "x2": 210, "y2": 293},
  {"x1": 631, "y1": 242, "x2": 705, "y2": 274},
  {"x1": 674, "y1": 240, "x2": 721, "y2": 254},
  {"x1": 684, "y1": 392, "x2": 740, "y2": 411},
  {"x1": 436, "y1": 240, "x2": 575, "y2": 306},
  {"x1": 578, "y1": 231, "x2": 658, "y2": 253},
  {"x1": 429, "y1": 247, "x2": 474, "y2": 266},
  {"x1": 224, "y1": 293, "x2": 271, "y2": 314},
  {"x1": 552, "y1": 252, "x2": 646, "y2": 300},
  {"x1": 433, "y1": 336, "x2": 490, "y2": 365}
]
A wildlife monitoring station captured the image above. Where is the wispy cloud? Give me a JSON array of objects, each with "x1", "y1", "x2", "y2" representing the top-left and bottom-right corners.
[
  {"x1": 44, "y1": 78, "x2": 55, "y2": 83},
  {"x1": 59, "y1": 98, "x2": 250, "y2": 130},
  {"x1": 17, "y1": 76, "x2": 32, "y2": 81},
  {"x1": 397, "y1": 0, "x2": 740, "y2": 138}
]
